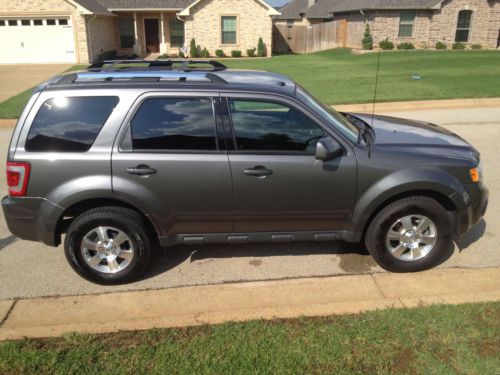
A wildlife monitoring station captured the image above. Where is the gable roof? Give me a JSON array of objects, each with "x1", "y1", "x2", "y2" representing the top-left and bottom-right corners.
[
  {"x1": 70, "y1": 0, "x2": 115, "y2": 15},
  {"x1": 279, "y1": 0, "x2": 443, "y2": 20},
  {"x1": 179, "y1": 0, "x2": 280, "y2": 15}
]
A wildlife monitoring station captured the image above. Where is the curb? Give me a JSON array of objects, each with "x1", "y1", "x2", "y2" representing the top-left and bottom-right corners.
[
  {"x1": 0, "y1": 267, "x2": 499, "y2": 341},
  {"x1": 334, "y1": 98, "x2": 500, "y2": 113}
]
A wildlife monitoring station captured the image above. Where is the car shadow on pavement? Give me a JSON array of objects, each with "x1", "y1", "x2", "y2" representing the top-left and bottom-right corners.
[
  {"x1": 0, "y1": 235, "x2": 17, "y2": 251},
  {"x1": 142, "y1": 241, "x2": 376, "y2": 281}
]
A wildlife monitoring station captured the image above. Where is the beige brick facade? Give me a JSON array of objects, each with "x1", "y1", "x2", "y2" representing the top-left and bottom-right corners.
[{"x1": 183, "y1": 0, "x2": 273, "y2": 56}]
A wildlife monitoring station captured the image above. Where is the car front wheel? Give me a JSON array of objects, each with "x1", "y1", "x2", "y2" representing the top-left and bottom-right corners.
[
  {"x1": 365, "y1": 196, "x2": 453, "y2": 272},
  {"x1": 64, "y1": 206, "x2": 152, "y2": 285}
]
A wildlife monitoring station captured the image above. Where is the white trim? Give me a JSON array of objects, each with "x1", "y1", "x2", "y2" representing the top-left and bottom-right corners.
[
  {"x1": 160, "y1": 13, "x2": 166, "y2": 54},
  {"x1": 178, "y1": 0, "x2": 280, "y2": 16},
  {"x1": 108, "y1": 8, "x2": 183, "y2": 12},
  {"x1": 65, "y1": 0, "x2": 93, "y2": 15},
  {"x1": 133, "y1": 12, "x2": 140, "y2": 54}
]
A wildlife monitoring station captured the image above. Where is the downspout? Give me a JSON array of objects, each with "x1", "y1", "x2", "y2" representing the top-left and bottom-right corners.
[{"x1": 176, "y1": 12, "x2": 187, "y2": 52}]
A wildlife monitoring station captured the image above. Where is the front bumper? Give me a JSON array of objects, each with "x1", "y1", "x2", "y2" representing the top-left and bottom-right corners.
[
  {"x1": 456, "y1": 182, "x2": 489, "y2": 236},
  {"x1": 2, "y1": 196, "x2": 64, "y2": 247}
]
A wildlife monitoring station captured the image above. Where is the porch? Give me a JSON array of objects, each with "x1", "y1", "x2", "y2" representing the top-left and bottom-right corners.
[{"x1": 114, "y1": 12, "x2": 185, "y2": 57}]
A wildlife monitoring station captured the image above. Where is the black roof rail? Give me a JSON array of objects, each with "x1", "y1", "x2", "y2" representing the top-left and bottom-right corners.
[{"x1": 88, "y1": 59, "x2": 227, "y2": 72}]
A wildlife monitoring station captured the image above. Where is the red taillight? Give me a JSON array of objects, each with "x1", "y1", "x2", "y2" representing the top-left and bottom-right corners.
[{"x1": 6, "y1": 162, "x2": 30, "y2": 197}]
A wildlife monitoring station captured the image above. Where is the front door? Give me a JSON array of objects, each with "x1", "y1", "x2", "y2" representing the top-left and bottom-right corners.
[
  {"x1": 144, "y1": 18, "x2": 160, "y2": 53},
  {"x1": 112, "y1": 93, "x2": 233, "y2": 238},
  {"x1": 224, "y1": 96, "x2": 358, "y2": 233}
]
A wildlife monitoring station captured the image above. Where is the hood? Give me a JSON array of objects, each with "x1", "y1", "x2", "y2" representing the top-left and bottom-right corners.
[{"x1": 349, "y1": 113, "x2": 473, "y2": 149}]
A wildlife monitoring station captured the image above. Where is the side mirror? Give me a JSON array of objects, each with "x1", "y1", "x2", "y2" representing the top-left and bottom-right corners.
[{"x1": 315, "y1": 137, "x2": 343, "y2": 161}]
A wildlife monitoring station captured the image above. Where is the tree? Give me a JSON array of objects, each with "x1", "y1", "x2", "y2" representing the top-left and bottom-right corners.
[
  {"x1": 362, "y1": 24, "x2": 373, "y2": 50},
  {"x1": 189, "y1": 38, "x2": 198, "y2": 57},
  {"x1": 257, "y1": 37, "x2": 266, "y2": 57}
]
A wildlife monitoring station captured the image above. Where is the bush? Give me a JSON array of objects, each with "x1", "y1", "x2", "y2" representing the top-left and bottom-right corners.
[
  {"x1": 452, "y1": 42, "x2": 466, "y2": 50},
  {"x1": 362, "y1": 24, "x2": 373, "y2": 50},
  {"x1": 97, "y1": 50, "x2": 117, "y2": 61},
  {"x1": 379, "y1": 38, "x2": 394, "y2": 50},
  {"x1": 215, "y1": 49, "x2": 225, "y2": 58},
  {"x1": 257, "y1": 37, "x2": 267, "y2": 57},
  {"x1": 189, "y1": 38, "x2": 198, "y2": 57},
  {"x1": 435, "y1": 41, "x2": 447, "y2": 50},
  {"x1": 178, "y1": 51, "x2": 185, "y2": 58},
  {"x1": 201, "y1": 48, "x2": 210, "y2": 57},
  {"x1": 231, "y1": 50, "x2": 242, "y2": 58},
  {"x1": 397, "y1": 42, "x2": 415, "y2": 50},
  {"x1": 247, "y1": 48, "x2": 256, "y2": 57},
  {"x1": 471, "y1": 44, "x2": 482, "y2": 50}
]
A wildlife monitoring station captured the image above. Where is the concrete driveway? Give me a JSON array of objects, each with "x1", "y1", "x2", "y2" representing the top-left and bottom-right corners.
[
  {"x1": 0, "y1": 105, "x2": 498, "y2": 301},
  {"x1": 0, "y1": 64, "x2": 71, "y2": 102}
]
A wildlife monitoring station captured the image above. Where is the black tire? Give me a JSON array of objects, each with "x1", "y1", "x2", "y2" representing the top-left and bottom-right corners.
[
  {"x1": 365, "y1": 196, "x2": 453, "y2": 273},
  {"x1": 64, "y1": 206, "x2": 153, "y2": 285}
]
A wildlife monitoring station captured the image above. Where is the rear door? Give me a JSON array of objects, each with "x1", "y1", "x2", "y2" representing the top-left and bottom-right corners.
[
  {"x1": 112, "y1": 92, "x2": 233, "y2": 238},
  {"x1": 223, "y1": 94, "x2": 358, "y2": 233}
]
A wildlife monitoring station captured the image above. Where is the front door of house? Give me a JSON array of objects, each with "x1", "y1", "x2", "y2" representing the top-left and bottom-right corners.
[{"x1": 144, "y1": 19, "x2": 160, "y2": 53}]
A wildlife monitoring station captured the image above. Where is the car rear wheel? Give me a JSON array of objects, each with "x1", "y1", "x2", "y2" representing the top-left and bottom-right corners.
[
  {"x1": 65, "y1": 206, "x2": 152, "y2": 285},
  {"x1": 365, "y1": 196, "x2": 453, "y2": 272}
]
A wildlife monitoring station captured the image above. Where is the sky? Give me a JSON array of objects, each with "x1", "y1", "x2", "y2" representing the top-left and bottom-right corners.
[{"x1": 266, "y1": 0, "x2": 289, "y2": 7}]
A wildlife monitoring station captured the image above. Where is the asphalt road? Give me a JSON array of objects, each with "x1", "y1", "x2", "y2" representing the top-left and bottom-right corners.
[{"x1": 0, "y1": 106, "x2": 498, "y2": 300}]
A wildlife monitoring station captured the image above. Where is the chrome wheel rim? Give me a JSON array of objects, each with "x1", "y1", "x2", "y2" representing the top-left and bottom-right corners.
[
  {"x1": 385, "y1": 215, "x2": 437, "y2": 262},
  {"x1": 80, "y1": 226, "x2": 134, "y2": 274}
]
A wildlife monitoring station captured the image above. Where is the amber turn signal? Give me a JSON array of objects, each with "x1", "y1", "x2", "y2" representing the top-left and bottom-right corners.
[{"x1": 470, "y1": 167, "x2": 480, "y2": 183}]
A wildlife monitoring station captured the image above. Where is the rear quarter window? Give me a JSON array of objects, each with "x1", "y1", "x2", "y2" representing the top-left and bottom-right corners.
[{"x1": 25, "y1": 97, "x2": 119, "y2": 152}]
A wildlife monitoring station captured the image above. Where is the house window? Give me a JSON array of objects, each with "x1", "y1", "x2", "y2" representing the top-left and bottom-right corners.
[
  {"x1": 118, "y1": 17, "x2": 135, "y2": 49},
  {"x1": 0, "y1": 20, "x2": 6, "y2": 27},
  {"x1": 287, "y1": 19, "x2": 294, "y2": 27},
  {"x1": 398, "y1": 11, "x2": 416, "y2": 37},
  {"x1": 58, "y1": 19, "x2": 69, "y2": 26},
  {"x1": 169, "y1": 18, "x2": 184, "y2": 47},
  {"x1": 21, "y1": 20, "x2": 31, "y2": 26},
  {"x1": 455, "y1": 10, "x2": 473, "y2": 42},
  {"x1": 33, "y1": 20, "x2": 43, "y2": 26},
  {"x1": 46, "y1": 19, "x2": 56, "y2": 26},
  {"x1": 8, "y1": 20, "x2": 18, "y2": 26},
  {"x1": 221, "y1": 16, "x2": 237, "y2": 44}
]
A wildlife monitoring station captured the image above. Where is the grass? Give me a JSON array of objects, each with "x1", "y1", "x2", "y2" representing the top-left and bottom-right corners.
[
  {"x1": 0, "y1": 49, "x2": 499, "y2": 119},
  {"x1": 0, "y1": 302, "x2": 499, "y2": 374}
]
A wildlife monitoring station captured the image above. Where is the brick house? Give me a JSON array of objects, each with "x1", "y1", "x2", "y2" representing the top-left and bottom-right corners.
[
  {"x1": 276, "y1": 0, "x2": 500, "y2": 49},
  {"x1": 0, "y1": 0, "x2": 279, "y2": 64}
]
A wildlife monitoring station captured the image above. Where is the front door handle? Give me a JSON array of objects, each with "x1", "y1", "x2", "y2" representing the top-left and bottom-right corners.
[
  {"x1": 243, "y1": 166, "x2": 273, "y2": 178},
  {"x1": 126, "y1": 165, "x2": 157, "y2": 176}
]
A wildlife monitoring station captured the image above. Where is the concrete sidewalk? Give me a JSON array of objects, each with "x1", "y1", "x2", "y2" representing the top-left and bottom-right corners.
[{"x1": 1, "y1": 267, "x2": 499, "y2": 341}]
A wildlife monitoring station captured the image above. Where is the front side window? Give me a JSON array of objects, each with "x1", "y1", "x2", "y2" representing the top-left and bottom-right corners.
[
  {"x1": 130, "y1": 98, "x2": 216, "y2": 151},
  {"x1": 26, "y1": 97, "x2": 119, "y2": 152},
  {"x1": 229, "y1": 99, "x2": 324, "y2": 152},
  {"x1": 118, "y1": 17, "x2": 135, "y2": 48},
  {"x1": 221, "y1": 16, "x2": 237, "y2": 44},
  {"x1": 399, "y1": 11, "x2": 416, "y2": 37},
  {"x1": 455, "y1": 10, "x2": 473, "y2": 42},
  {"x1": 169, "y1": 18, "x2": 184, "y2": 47}
]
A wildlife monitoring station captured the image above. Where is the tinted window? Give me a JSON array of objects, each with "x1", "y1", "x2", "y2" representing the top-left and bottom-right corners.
[
  {"x1": 131, "y1": 98, "x2": 216, "y2": 151},
  {"x1": 46, "y1": 19, "x2": 56, "y2": 26},
  {"x1": 229, "y1": 99, "x2": 324, "y2": 152},
  {"x1": 26, "y1": 97, "x2": 119, "y2": 152}
]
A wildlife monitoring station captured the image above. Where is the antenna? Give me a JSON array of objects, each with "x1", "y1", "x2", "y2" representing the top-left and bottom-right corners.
[{"x1": 371, "y1": 50, "x2": 382, "y2": 127}]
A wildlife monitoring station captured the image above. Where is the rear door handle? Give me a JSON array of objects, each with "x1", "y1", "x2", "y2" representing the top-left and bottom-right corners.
[
  {"x1": 126, "y1": 165, "x2": 157, "y2": 176},
  {"x1": 243, "y1": 166, "x2": 273, "y2": 178}
]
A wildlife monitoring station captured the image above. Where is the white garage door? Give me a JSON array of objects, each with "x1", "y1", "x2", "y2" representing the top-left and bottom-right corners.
[{"x1": 0, "y1": 18, "x2": 76, "y2": 64}]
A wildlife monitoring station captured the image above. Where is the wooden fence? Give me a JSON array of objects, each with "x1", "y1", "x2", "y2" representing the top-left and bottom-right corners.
[{"x1": 273, "y1": 20, "x2": 347, "y2": 54}]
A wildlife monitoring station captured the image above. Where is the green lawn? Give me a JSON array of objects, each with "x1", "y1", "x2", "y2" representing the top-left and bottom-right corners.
[
  {"x1": 0, "y1": 49, "x2": 499, "y2": 119},
  {"x1": 1, "y1": 302, "x2": 499, "y2": 374}
]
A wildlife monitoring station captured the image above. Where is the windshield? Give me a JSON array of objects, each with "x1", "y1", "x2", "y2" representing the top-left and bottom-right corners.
[{"x1": 296, "y1": 85, "x2": 359, "y2": 143}]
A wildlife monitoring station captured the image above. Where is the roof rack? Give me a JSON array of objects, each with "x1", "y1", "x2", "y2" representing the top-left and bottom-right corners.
[{"x1": 87, "y1": 59, "x2": 227, "y2": 72}]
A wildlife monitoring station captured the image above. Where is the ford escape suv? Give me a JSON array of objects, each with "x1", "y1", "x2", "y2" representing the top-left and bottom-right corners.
[{"x1": 3, "y1": 60, "x2": 488, "y2": 285}]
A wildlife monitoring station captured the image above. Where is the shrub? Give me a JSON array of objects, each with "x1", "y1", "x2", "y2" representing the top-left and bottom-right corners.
[
  {"x1": 189, "y1": 38, "x2": 198, "y2": 57},
  {"x1": 231, "y1": 50, "x2": 242, "y2": 58},
  {"x1": 362, "y1": 24, "x2": 373, "y2": 50},
  {"x1": 435, "y1": 41, "x2": 447, "y2": 50},
  {"x1": 257, "y1": 37, "x2": 267, "y2": 57},
  {"x1": 178, "y1": 51, "x2": 185, "y2": 58},
  {"x1": 471, "y1": 44, "x2": 482, "y2": 50},
  {"x1": 247, "y1": 47, "x2": 256, "y2": 57},
  {"x1": 379, "y1": 38, "x2": 394, "y2": 50},
  {"x1": 201, "y1": 48, "x2": 210, "y2": 57},
  {"x1": 452, "y1": 42, "x2": 466, "y2": 50},
  {"x1": 97, "y1": 50, "x2": 117, "y2": 61},
  {"x1": 215, "y1": 49, "x2": 225, "y2": 58},
  {"x1": 397, "y1": 42, "x2": 415, "y2": 50}
]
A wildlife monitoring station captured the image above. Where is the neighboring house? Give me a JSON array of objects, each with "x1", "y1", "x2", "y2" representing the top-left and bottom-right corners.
[
  {"x1": 276, "y1": 0, "x2": 500, "y2": 49},
  {"x1": 0, "y1": 0, "x2": 279, "y2": 64}
]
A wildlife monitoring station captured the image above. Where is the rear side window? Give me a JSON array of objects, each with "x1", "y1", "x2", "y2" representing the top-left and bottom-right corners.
[
  {"x1": 26, "y1": 97, "x2": 119, "y2": 152},
  {"x1": 130, "y1": 98, "x2": 216, "y2": 151}
]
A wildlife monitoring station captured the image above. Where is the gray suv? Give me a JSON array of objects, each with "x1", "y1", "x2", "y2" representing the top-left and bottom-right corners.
[{"x1": 2, "y1": 60, "x2": 488, "y2": 284}]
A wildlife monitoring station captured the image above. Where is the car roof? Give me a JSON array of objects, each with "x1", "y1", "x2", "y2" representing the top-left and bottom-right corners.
[{"x1": 38, "y1": 60, "x2": 297, "y2": 97}]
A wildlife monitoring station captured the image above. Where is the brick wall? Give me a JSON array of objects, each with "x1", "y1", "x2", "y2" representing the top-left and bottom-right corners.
[
  {"x1": 184, "y1": 0, "x2": 273, "y2": 56},
  {"x1": 87, "y1": 16, "x2": 118, "y2": 62}
]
